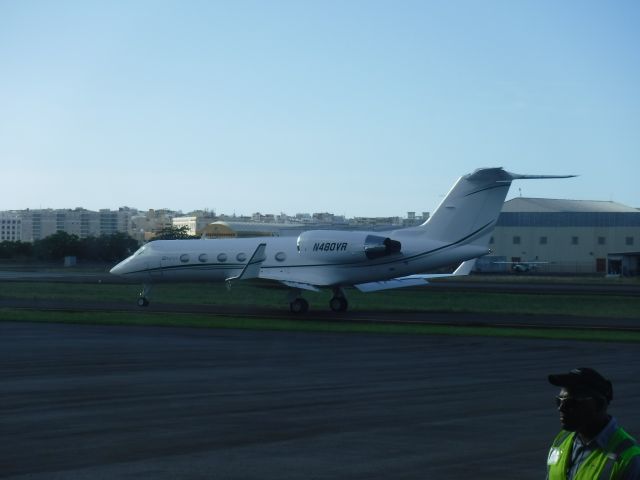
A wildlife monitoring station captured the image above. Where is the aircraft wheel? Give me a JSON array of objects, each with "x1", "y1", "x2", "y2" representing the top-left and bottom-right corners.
[
  {"x1": 137, "y1": 297, "x2": 150, "y2": 307},
  {"x1": 290, "y1": 298, "x2": 309, "y2": 313},
  {"x1": 329, "y1": 297, "x2": 348, "y2": 312}
]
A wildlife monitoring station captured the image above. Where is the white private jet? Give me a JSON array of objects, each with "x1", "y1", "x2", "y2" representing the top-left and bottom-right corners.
[{"x1": 110, "y1": 167, "x2": 574, "y2": 312}]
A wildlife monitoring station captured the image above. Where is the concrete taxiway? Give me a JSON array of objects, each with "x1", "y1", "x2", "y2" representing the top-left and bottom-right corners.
[{"x1": 2, "y1": 321, "x2": 639, "y2": 479}]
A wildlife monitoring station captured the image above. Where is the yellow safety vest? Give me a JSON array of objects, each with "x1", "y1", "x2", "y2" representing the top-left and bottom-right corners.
[{"x1": 547, "y1": 428, "x2": 640, "y2": 479}]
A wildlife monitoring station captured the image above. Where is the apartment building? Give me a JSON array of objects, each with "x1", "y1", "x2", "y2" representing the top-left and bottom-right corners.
[
  {"x1": 5, "y1": 208, "x2": 136, "y2": 242},
  {"x1": 0, "y1": 212, "x2": 22, "y2": 241}
]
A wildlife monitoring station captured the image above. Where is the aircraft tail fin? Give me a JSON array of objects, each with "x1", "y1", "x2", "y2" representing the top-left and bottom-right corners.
[{"x1": 415, "y1": 168, "x2": 575, "y2": 246}]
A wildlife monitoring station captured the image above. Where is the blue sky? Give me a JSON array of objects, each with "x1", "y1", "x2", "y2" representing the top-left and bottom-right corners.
[{"x1": 1, "y1": 1, "x2": 639, "y2": 217}]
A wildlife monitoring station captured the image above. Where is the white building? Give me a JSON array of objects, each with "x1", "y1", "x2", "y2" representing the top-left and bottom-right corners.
[
  {"x1": 7, "y1": 208, "x2": 136, "y2": 242},
  {"x1": 0, "y1": 212, "x2": 22, "y2": 241},
  {"x1": 172, "y1": 215, "x2": 217, "y2": 236}
]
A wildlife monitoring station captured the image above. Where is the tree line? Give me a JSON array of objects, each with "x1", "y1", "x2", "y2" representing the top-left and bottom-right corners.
[{"x1": 0, "y1": 232, "x2": 140, "y2": 262}]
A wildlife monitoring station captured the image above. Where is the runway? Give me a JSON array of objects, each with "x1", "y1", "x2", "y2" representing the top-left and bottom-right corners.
[{"x1": 2, "y1": 321, "x2": 640, "y2": 479}]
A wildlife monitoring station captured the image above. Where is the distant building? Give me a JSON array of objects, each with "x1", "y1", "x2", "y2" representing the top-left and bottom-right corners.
[
  {"x1": 3, "y1": 208, "x2": 136, "y2": 242},
  {"x1": 202, "y1": 221, "x2": 284, "y2": 238},
  {"x1": 0, "y1": 212, "x2": 22, "y2": 241},
  {"x1": 201, "y1": 218, "x2": 415, "y2": 239},
  {"x1": 172, "y1": 215, "x2": 216, "y2": 236},
  {"x1": 350, "y1": 216, "x2": 402, "y2": 228},
  {"x1": 132, "y1": 209, "x2": 176, "y2": 242},
  {"x1": 479, "y1": 198, "x2": 640, "y2": 275},
  {"x1": 404, "y1": 211, "x2": 429, "y2": 227}
]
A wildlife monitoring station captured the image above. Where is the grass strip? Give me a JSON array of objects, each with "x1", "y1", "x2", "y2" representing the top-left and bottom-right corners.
[
  {"x1": 2, "y1": 308, "x2": 639, "y2": 343},
  {"x1": 2, "y1": 281, "x2": 639, "y2": 319}
]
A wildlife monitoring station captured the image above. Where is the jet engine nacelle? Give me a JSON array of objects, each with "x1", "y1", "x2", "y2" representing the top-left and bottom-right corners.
[{"x1": 296, "y1": 230, "x2": 401, "y2": 261}]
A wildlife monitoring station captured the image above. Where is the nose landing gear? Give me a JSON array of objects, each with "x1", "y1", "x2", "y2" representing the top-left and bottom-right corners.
[
  {"x1": 137, "y1": 284, "x2": 152, "y2": 307},
  {"x1": 137, "y1": 297, "x2": 150, "y2": 307}
]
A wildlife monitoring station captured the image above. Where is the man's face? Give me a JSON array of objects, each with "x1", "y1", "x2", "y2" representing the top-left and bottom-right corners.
[{"x1": 555, "y1": 387, "x2": 599, "y2": 431}]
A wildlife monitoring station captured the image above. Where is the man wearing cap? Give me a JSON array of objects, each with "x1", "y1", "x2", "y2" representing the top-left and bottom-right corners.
[{"x1": 546, "y1": 367, "x2": 640, "y2": 479}]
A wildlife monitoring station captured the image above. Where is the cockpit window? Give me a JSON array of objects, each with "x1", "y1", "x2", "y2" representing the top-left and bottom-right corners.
[{"x1": 135, "y1": 246, "x2": 147, "y2": 257}]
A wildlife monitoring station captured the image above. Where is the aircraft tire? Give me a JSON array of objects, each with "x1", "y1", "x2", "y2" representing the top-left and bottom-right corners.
[
  {"x1": 137, "y1": 297, "x2": 150, "y2": 307},
  {"x1": 290, "y1": 298, "x2": 309, "y2": 314},
  {"x1": 329, "y1": 297, "x2": 348, "y2": 312}
]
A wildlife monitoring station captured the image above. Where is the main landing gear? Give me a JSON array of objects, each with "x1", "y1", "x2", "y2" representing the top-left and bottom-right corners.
[
  {"x1": 288, "y1": 288, "x2": 309, "y2": 313},
  {"x1": 329, "y1": 287, "x2": 348, "y2": 312},
  {"x1": 288, "y1": 287, "x2": 349, "y2": 313},
  {"x1": 289, "y1": 297, "x2": 309, "y2": 313}
]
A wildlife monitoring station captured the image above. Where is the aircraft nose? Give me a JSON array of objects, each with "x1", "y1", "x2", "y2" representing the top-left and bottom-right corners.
[{"x1": 110, "y1": 260, "x2": 126, "y2": 275}]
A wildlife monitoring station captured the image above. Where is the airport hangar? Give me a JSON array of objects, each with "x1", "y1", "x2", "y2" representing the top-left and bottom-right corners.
[
  {"x1": 195, "y1": 198, "x2": 640, "y2": 276},
  {"x1": 479, "y1": 197, "x2": 640, "y2": 275}
]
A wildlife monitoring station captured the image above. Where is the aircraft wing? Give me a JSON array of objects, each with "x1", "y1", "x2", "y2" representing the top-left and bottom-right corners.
[
  {"x1": 279, "y1": 281, "x2": 321, "y2": 292},
  {"x1": 354, "y1": 260, "x2": 476, "y2": 293},
  {"x1": 354, "y1": 276, "x2": 431, "y2": 292},
  {"x1": 452, "y1": 259, "x2": 476, "y2": 275}
]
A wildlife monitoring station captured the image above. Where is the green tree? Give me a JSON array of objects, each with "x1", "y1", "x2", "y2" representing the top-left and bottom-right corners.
[
  {"x1": 0, "y1": 241, "x2": 33, "y2": 259},
  {"x1": 33, "y1": 231, "x2": 81, "y2": 260},
  {"x1": 100, "y1": 232, "x2": 139, "y2": 262},
  {"x1": 151, "y1": 225, "x2": 196, "y2": 241},
  {"x1": 0, "y1": 232, "x2": 138, "y2": 262},
  {"x1": 78, "y1": 233, "x2": 139, "y2": 262}
]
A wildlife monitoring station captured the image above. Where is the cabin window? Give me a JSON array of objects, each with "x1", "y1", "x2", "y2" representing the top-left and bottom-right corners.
[
  {"x1": 180, "y1": 254, "x2": 190, "y2": 263},
  {"x1": 512, "y1": 236, "x2": 521, "y2": 245},
  {"x1": 217, "y1": 253, "x2": 228, "y2": 262},
  {"x1": 539, "y1": 236, "x2": 547, "y2": 245},
  {"x1": 571, "y1": 236, "x2": 579, "y2": 245},
  {"x1": 236, "y1": 253, "x2": 247, "y2": 262},
  {"x1": 275, "y1": 252, "x2": 286, "y2": 262},
  {"x1": 198, "y1": 253, "x2": 208, "y2": 263}
]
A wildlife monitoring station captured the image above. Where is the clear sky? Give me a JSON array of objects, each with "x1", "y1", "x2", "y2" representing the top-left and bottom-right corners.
[{"x1": 1, "y1": 0, "x2": 639, "y2": 217}]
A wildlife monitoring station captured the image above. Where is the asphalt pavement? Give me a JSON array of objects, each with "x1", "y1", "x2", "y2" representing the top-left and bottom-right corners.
[{"x1": 2, "y1": 321, "x2": 639, "y2": 479}]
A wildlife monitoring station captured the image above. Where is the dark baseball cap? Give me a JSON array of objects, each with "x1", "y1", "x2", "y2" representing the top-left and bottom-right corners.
[{"x1": 548, "y1": 367, "x2": 613, "y2": 402}]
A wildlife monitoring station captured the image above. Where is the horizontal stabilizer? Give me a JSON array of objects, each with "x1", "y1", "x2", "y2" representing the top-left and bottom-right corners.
[
  {"x1": 225, "y1": 243, "x2": 267, "y2": 283},
  {"x1": 503, "y1": 172, "x2": 577, "y2": 180},
  {"x1": 466, "y1": 168, "x2": 576, "y2": 182}
]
